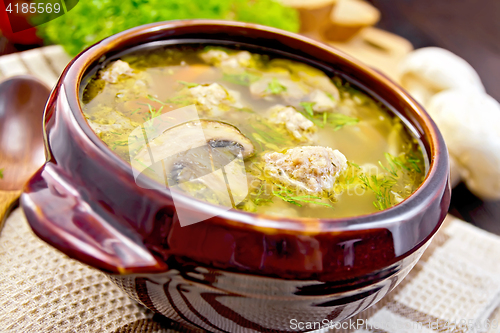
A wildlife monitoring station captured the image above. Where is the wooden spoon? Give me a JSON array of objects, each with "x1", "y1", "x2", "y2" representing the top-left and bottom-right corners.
[{"x1": 0, "y1": 75, "x2": 49, "y2": 229}]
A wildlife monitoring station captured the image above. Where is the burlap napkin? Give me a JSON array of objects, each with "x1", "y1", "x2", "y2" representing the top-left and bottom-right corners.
[{"x1": 1, "y1": 208, "x2": 500, "y2": 333}]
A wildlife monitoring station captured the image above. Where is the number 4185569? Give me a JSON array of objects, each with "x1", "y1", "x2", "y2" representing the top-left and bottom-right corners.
[{"x1": 5, "y1": 2, "x2": 61, "y2": 14}]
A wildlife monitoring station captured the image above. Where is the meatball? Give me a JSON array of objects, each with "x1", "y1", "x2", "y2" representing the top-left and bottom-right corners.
[
  {"x1": 199, "y1": 50, "x2": 252, "y2": 73},
  {"x1": 308, "y1": 89, "x2": 337, "y2": 113},
  {"x1": 264, "y1": 146, "x2": 347, "y2": 194},
  {"x1": 268, "y1": 105, "x2": 316, "y2": 142},
  {"x1": 189, "y1": 83, "x2": 242, "y2": 115},
  {"x1": 100, "y1": 60, "x2": 134, "y2": 83}
]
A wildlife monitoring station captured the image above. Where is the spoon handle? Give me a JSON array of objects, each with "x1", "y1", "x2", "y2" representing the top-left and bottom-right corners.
[{"x1": 0, "y1": 190, "x2": 22, "y2": 232}]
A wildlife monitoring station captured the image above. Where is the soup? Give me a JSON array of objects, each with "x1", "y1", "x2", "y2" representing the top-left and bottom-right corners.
[{"x1": 81, "y1": 45, "x2": 426, "y2": 218}]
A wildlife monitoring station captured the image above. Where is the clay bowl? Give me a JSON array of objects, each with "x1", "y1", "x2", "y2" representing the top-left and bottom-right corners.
[{"x1": 21, "y1": 20, "x2": 450, "y2": 332}]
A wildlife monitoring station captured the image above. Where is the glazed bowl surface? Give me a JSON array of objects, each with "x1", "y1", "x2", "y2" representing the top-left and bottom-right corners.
[{"x1": 21, "y1": 20, "x2": 450, "y2": 332}]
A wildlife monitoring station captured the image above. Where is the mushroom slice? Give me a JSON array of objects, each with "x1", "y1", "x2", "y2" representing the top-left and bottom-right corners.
[
  {"x1": 133, "y1": 120, "x2": 254, "y2": 168},
  {"x1": 132, "y1": 120, "x2": 253, "y2": 208}
]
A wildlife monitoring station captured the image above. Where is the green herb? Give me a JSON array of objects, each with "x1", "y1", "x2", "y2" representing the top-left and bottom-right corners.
[
  {"x1": 327, "y1": 92, "x2": 336, "y2": 101},
  {"x1": 358, "y1": 174, "x2": 396, "y2": 210},
  {"x1": 165, "y1": 95, "x2": 193, "y2": 106},
  {"x1": 384, "y1": 152, "x2": 422, "y2": 175},
  {"x1": 300, "y1": 102, "x2": 316, "y2": 117},
  {"x1": 130, "y1": 107, "x2": 141, "y2": 115},
  {"x1": 348, "y1": 161, "x2": 361, "y2": 169},
  {"x1": 236, "y1": 107, "x2": 254, "y2": 113},
  {"x1": 249, "y1": 123, "x2": 288, "y2": 148},
  {"x1": 356, "y1": 150, "x2": 424, "y2": 211},
  {"x1": 272, "y1": 184, "x2": 333, "y2": 208},
  {"x1": 251, "y1": 182, "x2": 273, "y2": 205},
  {"x1": 178, "y1": 81, "x2": 200, "y2": 88},
  {"x1": 111, "y1": 140, "x2": 129, "y2": 150},
  {"x1": 33, "y1": 0, "x2": 299, "y2": 56},
  {"x1": 0, "y1": 168, "x2": 3, "y2": 179},
  {"x1": 147, "y1": 94, "x2": 166, "y2": 105},
  {"x1": 266, "y1": 78, "x2": 287, "y2": 95},
  {"x1": 326, "y1": 113, "x2": 359, "y2": 131},
  {"x1": 111, "y1": 135, "x2": 142, "y2": 151},
  {"x1": 139, "y1": 103, "x2": 164, "y2": 122},
  {"x1": 252, "y1": 133, "x2": 279, "y2": 151},
  {"x1": 296, "y1": 108, "x2": 325, "y2": 128},
  {"x1": 379, "y1": 159, "x2": 398, "y2": 178},
  {"x1": 223, "y1": 72, "x2": 260, "y2": 86},
  {"x1": 296, "y1": 106, "x2": 358, "y2": 131},
  {"x1": 405, "y1": 154, "x2": 422, "y2": 173}
]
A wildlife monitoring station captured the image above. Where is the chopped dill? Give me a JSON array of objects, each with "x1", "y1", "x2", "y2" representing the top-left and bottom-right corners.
[
  {"x1": 266, "y1": 78, "x2": 287, "y2": 94},
  {"x1": 223, "y1": 72, "x2": 260, "y2": 86},
  {"x1": 130, "y1": 107, "x2": 141, "y2": 115},
  {"x1": 0, "y1": 168, "x2": 3, "y2": 179},
  {"x1": 384, "y1": 152, "x2": 422, "y2": 175},
  {"x1": 147, "y1": 103, "x2": 163, "y2": 120},
  {"x1": 249, "y1": 122, "x2": 288, "y2": 146},
  {"x1": 138, "y1": 102, "x2": 164, "y2": 122},
  {"x1": 300, "y1": 102, "x2": 315, "y2": 116},
  {"x1": 252, "y1": 133, "x2": 279, "y2": 151},
  {"x1": 251, "y1": 182, "x2": 273, "y2": 205},
  {"x1": 359, "y1": 151, "x2": 423, "y2": 210},
  {"x1": 358, "y1": 174, "x2": 396, "y2": 210},
  {"x1": 326, "y1": 113, "x2": 359, "y2": 131},
  {"x1": 297, "y1": 108, "x2": 325, "y2": 128},
  {"x1": 178, "y1": 81, "x2": 200, "y2": 88},
  {"x1": 111, "y1": 135, "x2": 142, "y2": 151},
  {"x1": 147, "y1": 94, "x2": 166, "y2": 105},
  {"x1": 296, "y1": 107, "x2": 358, "y2": 131},
  {"x1": 236, "y1": 107, "x2": 254, "y2": 113},
  {"x1": 348, "y1": 161, "x2": 361, "y2": 169},
  {"x1": 165, "y1": 95, "x2": 193, "y2": 106},
  {"x1": 111, "y1": 140, "x2": 129, "y2": 150},
  {"x1": 272, "y1": 184, "x2": 333, "y2": 208}
]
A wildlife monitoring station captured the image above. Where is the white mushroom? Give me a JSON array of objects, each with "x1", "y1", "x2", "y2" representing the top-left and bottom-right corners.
[
  {"x1": 268, "y1": 105, "x2": 316, "y2": 142},
  {"x1": 264, "y1": 146, "x2": 347, "y2": 194},
  {"x1": 398, "y1": 47, "x2": 484, "y2": 107},
  {"x1": 427, "y1": 89, "x2": 500, "y2": 200},
  {"x1": 100, "y1": 60, "x2": 134, "y2": 83},
  {"x1": 132, "y1": 120, "x2": 255, "y2": 206},
  {"x1": 134, "y1": 120, "x2": 254, "y2": 166}
]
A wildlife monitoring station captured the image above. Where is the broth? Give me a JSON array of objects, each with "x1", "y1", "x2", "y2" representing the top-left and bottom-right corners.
[{"x1": 81, "y1": 45, "x2": 426, "y2": 219}]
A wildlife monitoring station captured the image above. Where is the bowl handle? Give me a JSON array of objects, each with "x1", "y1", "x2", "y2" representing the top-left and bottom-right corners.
[{"x1": 21, "y1": 162, "x2": 168, "y2": 274}]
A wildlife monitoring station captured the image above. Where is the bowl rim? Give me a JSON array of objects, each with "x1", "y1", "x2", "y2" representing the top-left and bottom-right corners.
[{"x1": 60, "y1": 19, "x2": 449, "y2": 234}]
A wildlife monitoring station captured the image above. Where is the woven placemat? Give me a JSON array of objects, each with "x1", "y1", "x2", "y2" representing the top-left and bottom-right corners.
[
  {"x1": 1, "y1": 208, "x2": 500, "y2": 333},
  {"x1": 0, "y1": 208, "x2": 199, "y2": 333}
]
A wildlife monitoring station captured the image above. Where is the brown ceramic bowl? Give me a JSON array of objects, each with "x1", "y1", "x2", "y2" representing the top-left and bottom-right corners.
[{"x1": 21, "y1": 20, "x2": 450, "y2": 332}]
